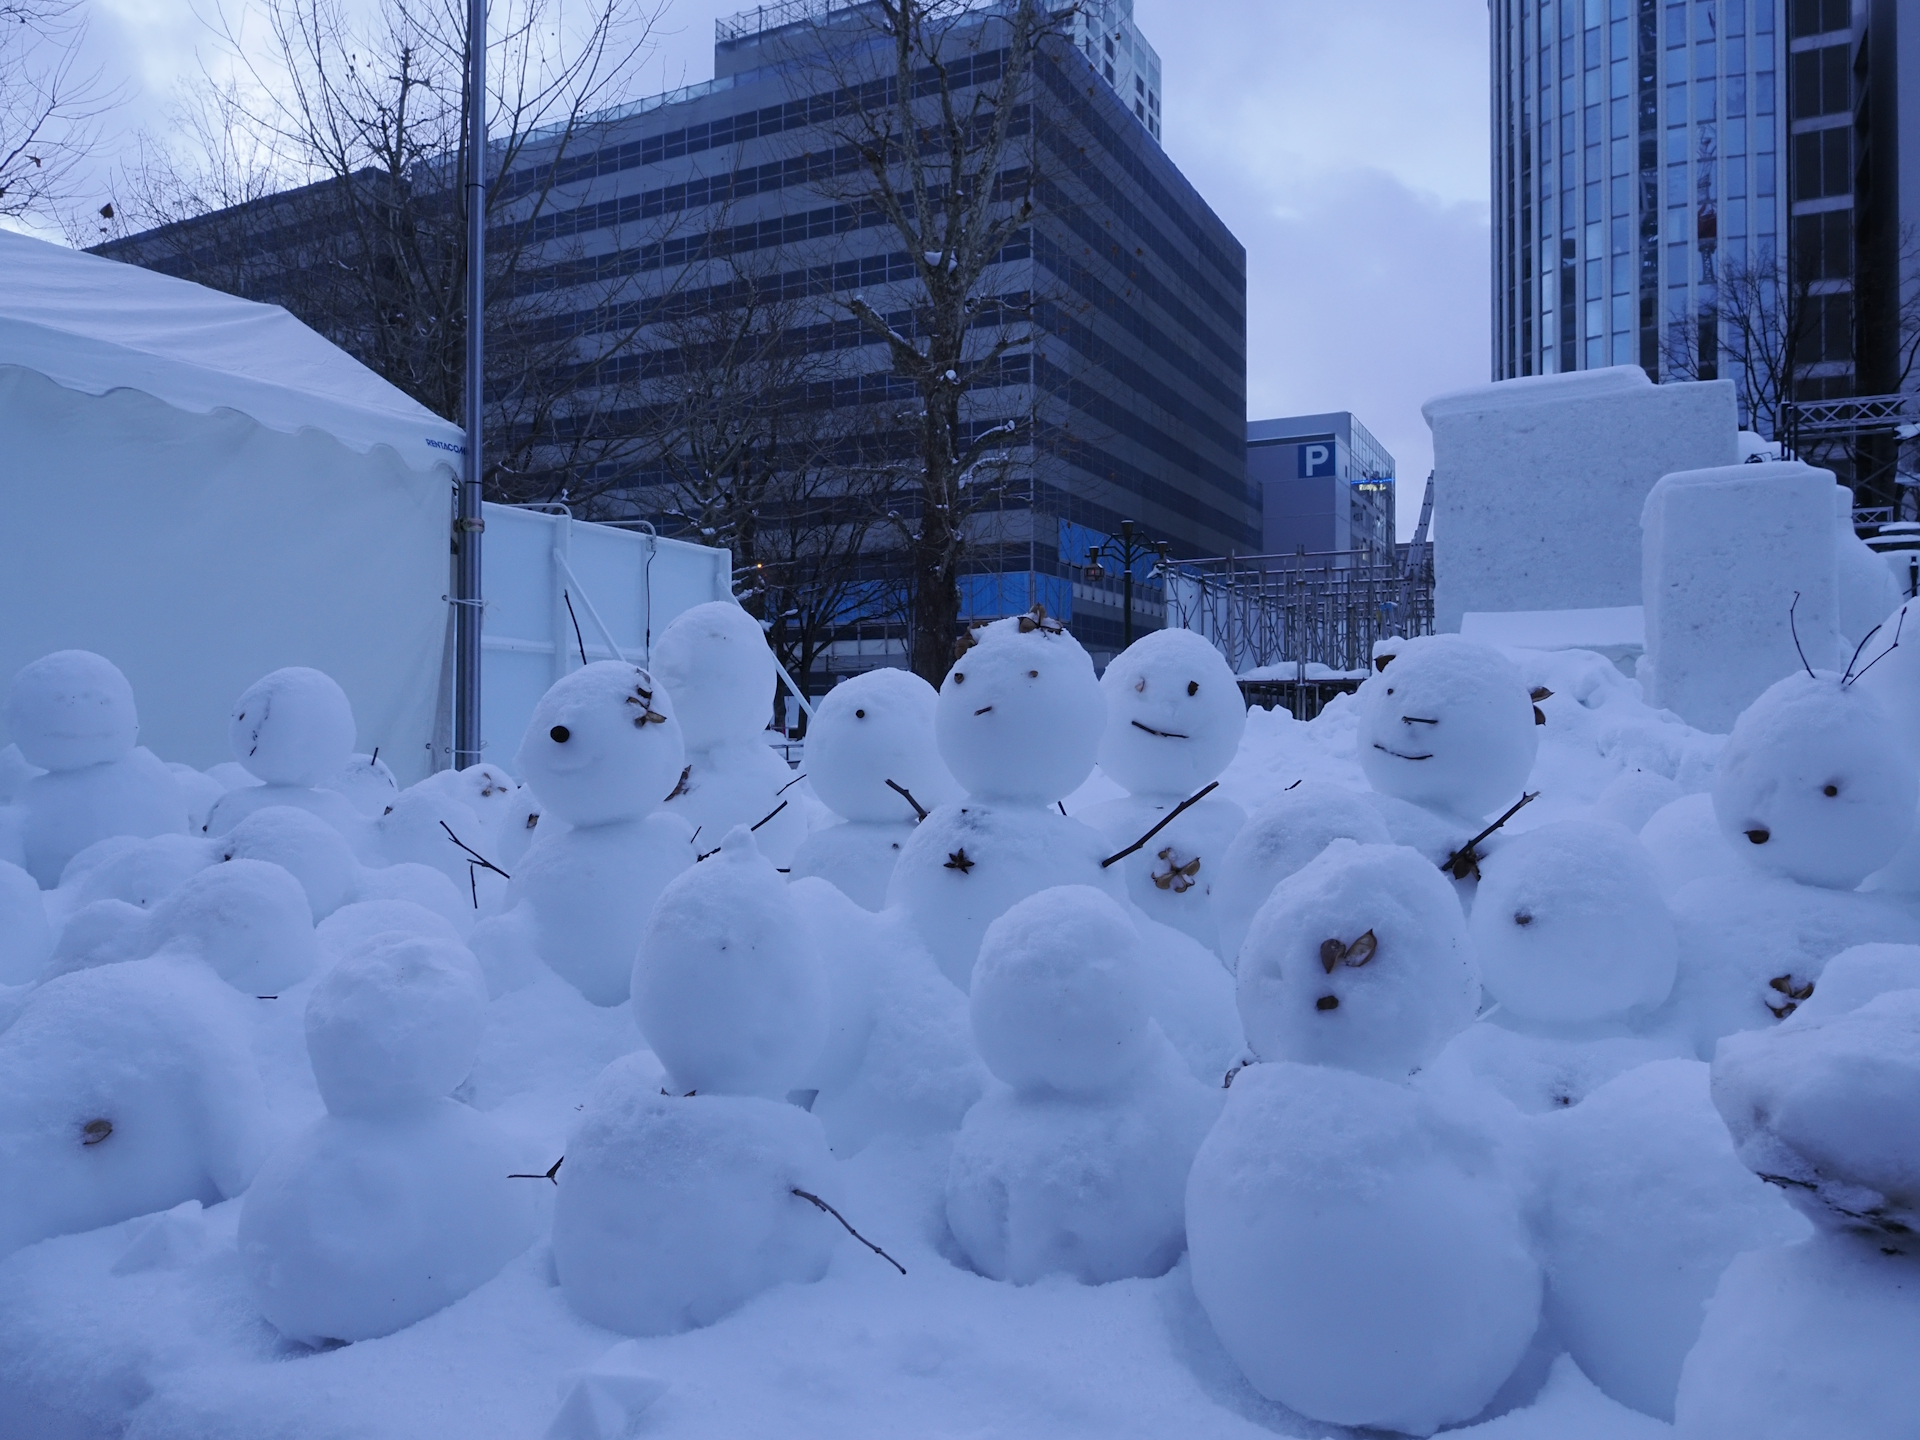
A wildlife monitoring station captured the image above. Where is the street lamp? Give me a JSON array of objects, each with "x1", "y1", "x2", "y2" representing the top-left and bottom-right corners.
[{"x1": 1082, "y1": 519, "x2": 1170, "y2": 648}]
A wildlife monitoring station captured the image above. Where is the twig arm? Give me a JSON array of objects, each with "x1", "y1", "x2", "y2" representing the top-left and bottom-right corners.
[{"x1": 1100, "y1": 781, "x2": 1221, "y2": 869}]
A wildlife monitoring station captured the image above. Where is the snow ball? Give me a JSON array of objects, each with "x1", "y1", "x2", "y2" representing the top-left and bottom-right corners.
[
  {"x1": 805, "y1": 668, "x2": 960, "y2": 823},
  {"x1": 4, "y1": 651, "x2": 138, "y2": 771},
  {"x1": 1185, "y1": 1061, "x2": 1540, "y2": 1435},
  {"x1": 1357, "y1": 634, "x2": 1538, "y2": 821},
  {"x1": 315, "y1": 899, "x2": 462, "y2": 969},
  {"x1": 217, "y1": 805, "x2": 358, "y2": 920},
  {"x1": 633, "y1": 827, "x2": 827, "y2": 1098},
  {"x1": 0, "y1": 858, "x2": 52, "y2": 984},
  {"x1": 228, "y1": 668, "x2": 357, "y2": 787},
  {"x1": 65, "y1": 832, "x2": 215, "y2": 912},
  {"x1": 1096, "y1": 628, "x2": 1245, "y2": 799},
  {"x1": 372, "y1": 784, "x2": 488, "y2": 884},
  {"x1": 1712, "y1": 987, "x2": 1920, "y2": 1246},
  {"x1": 1237, "y1": 840, "x2": 1478, "y2": 1080},
  {"x1": 1469, "y1": 819, "x2": 1678, "y2": 1025},
  {"x1": 553, "y1": 1053, "x2": 832, "y2": 1337},
  {"x1": 1782, "y1": 942, "x2": 1920, "y2": 1026},
  {"x1": 1591, "y1": 767, "x2": 1685, "y2": 833},
  {"x1": 1213, "y1": 781, "x2": 1392, "y2": 968},
  {"x1": 1712, "y1": 670, "x2": 1918, "y2": 890},
  {"x1": 322, "y1": 751, "x2": 398, "y2": 817},
  {"x1": 239, "y1": 1098, "x2": 535, "y2": 1344},
  {"x1": 513, "y1": 661, "x2": 685, "y2": 828},
  {"x1": 1673, "y1": 1232, "x2": 1920, "y2": 1440},
  {"x1": 1639, "y1": 792, "x2": 1740, "y2": 898},
  {"x1": 0, "y1": 957, "x2": 268, "y2": 1259},
  {"x1": 937, "y1": 614, "x2": 1105, "y2": 804},
  {"x1": 969, "y1": 885, "x2": 1154, "y2": 1097},
  {"x1": 145, "y1": 858, "x2": 318, "y2": 995},
  {"x1": 304, "y1": 933, "x2": 488, "y2": 1117},
  {"x1": 43, "y1": 898, "x2": 149, "y2": 979},
  {"x1": 18, "y1": 747, "x2": 187, "y2": 887},
  {"x1": 651, "y1": 601, "x2": 776, "y2": 751},
  {"x1": 1532, "y1": 1058, "x2": 1809, "y2": 1420}
]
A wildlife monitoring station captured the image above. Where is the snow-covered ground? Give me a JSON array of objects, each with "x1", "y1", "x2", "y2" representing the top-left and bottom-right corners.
[{"x1": 1, "y1": 603, "x2": 1916, "y2": 1440}]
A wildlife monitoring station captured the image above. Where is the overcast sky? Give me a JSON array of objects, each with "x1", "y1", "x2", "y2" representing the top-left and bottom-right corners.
[{"x1": 66, "y1": 0, "x2": 1491, "y2": 537}]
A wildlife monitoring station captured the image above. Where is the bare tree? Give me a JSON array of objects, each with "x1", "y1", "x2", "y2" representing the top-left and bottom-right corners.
[
  {"x1": 796, "y1": 0, "x2": 1072, "y2": 683},
  {"x1": 100, "y1": 0, "x2": 671, "y2": 512},
  {"x1": 0, "y1": 0, "x2": 119, "y2": 220}
]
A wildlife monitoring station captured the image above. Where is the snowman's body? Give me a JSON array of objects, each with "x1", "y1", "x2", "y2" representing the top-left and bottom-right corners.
[
  {"x1": 202, "y1": 668, "x2": 368, "y2": 842},
  {"x1": 238, "y1": 933, "x2": 533, "y2": 1344},
  {"x1": 6, "y1": 652, "x2": 187, "y2": 887},
  {"x1": 1078, "y1": 630, "x2": 1248, "y2": 955},
  {"x1": 556, "y1": 830, "x2": 836, "y2": 1335},
  {"x1": 790, "y1": 668, "x2": 959, "y2": 910},
  {"x1": 1666, "y1": 670, "x2": 1920, "y2": 1053},
  {"x1": 477, "y1": 662, "x2": 693, "y2": 1007},
  {"x1": 944, "y1": 886, "x2": 1219, "y2": 1285},
  {"x1": 653, "y1": 603, "x2": 806, "y2": 866}
]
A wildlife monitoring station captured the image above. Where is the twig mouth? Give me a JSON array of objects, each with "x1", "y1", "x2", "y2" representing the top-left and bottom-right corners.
[
  {"x1": 1130, "y1": 720, "x2": 1189, "y2": 739},
  {"x1": 1371, "y1": 743, "x2": 1433, "y2": 761},
  {"x1": 973, "y1": 705, "x2": 993, "y2": 715},
  {"x1": 1400, "y1": 715, "x2": 1439, "y2": 726}
]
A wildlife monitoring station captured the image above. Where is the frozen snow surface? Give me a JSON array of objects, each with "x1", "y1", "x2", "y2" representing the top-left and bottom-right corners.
[{"x1": 3, "y1": 613, "x2": 1918, "y2": 1440}]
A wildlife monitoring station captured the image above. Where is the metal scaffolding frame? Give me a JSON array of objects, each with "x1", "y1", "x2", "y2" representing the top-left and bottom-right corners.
[{"x1": 1780, "y1": 392, "x2": 1920, "y2": 525}]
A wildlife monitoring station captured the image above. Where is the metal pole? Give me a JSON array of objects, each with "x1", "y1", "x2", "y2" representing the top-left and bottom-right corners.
[
  {"x1": 1120, "y1": 519, "x2": 1135, "y2": 648},
  {"x1": 453, "y1": 0, "x2": 487, "y2": 769}
]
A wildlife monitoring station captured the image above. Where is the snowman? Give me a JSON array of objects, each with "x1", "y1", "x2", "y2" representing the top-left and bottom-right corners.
[
  {"x1": 0, "y1": 952, "x2": 270, "y2": 1258},
  {"x1": 1672, "y1": 977, "x2": 1920, "y2": 1438},
  {"x1": 471, "y1": 662, "x2": 693, "y2": 1006},
  {"x1": 886, "y1": 610, "x2": 1122, "y2": 990},
  {"x1": 651, "y1": 602, "x2": 806, "y2": 868},
  {"x1": 321, "y1": 751, "x2": 399, "y2": 817},
  {"x1": 5, "y1": 651, "x2": 187, "y2": 887},
  {"x1": 1665, "y1": 667, "x2": 1920, "y2": 1053},
  {"x1": 1078, "y1": 629, "x2": 1248, "y2": 956},
  {"x1": 239, "y1": 932, "x2": 535, "y2": 1343},
  {"x1": 216, "y1": 804, "x2": 468, "y2": 933},
  {"x1": 790, "y1": 667, "x2": 961, "y2": 910},
  {"x1": 409, "y1": 760, "x2": 542, "y2": 872},
  {"x1": 555, "y1": 827, "x2": 837, "y2": 1336},
  {"x1": 203, "y1": 667, "x2": 373, "y2": 845},
  {"x1": 1187, "y1": 838, "x2": 1541, "y2": 1434},
  {"x1": 1354, "y1": 634, "x2": 1541, "y2": 880},
  {"x1": 945, "y1": 885, "x2": 1218, "y2": 1284}
]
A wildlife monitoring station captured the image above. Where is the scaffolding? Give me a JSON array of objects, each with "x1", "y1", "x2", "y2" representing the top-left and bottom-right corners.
[{"x1": 1780, "y1": 392, "x2": 1920, "y2": 525}]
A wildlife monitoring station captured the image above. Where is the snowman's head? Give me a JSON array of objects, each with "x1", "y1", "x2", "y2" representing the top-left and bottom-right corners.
[
  {"x1": 514, "y1": 662, "x2": 686, "y2": 828},
  {"x1": 970, "y1": 885, "x2": 1153, "y2": 1096},
  {"x1": 936, "y1": 613, "x2": 1105, "y2": 804},
  {"x1": 229, "y1": 668, "x2": 356, "y2": 787},
  {"x1": 1712, "y1": 669, "x2": 1917, "y2": 889},
  {"x1": 651, "y1": 601, "x2": 776, "y2": 751},
  {"x1": 6, "y1": 650, "x2": 139, "y2": 772},
  {"x1": 807, "y1": 667, "x2": 961, "y2": 823},
  {"x1": 305, "y1": 932, "x2": 488, "y2": 1117},
  {"x1": 1096, "y1": 628, "x2": 1245, "y2": 798},
  {"x1": 1357, "y1": 635, "x2": 1538, "y2": 821}
]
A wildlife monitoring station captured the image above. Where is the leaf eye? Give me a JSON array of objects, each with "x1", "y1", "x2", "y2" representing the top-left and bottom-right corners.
[{"x1": 1187, "y1": 680, "x2": 1199, "y2": 695}]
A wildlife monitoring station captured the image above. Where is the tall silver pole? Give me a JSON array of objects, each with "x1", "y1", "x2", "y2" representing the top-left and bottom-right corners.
[{"x1": 454, "y1": 0, "x2": 487, "y2": 769}]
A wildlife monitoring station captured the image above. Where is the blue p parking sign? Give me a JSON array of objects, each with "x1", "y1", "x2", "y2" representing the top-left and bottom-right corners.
[{"x1": 1298, "y1": 441, "x2": 1336, "y2": 478}]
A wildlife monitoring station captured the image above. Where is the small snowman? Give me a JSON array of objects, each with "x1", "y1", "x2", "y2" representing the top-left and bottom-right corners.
[
  {"x1": 0, "y1": 952, "x2": 270, "y2": 1258},
  {"x1": 1672, "y1": 980, "x2": 1920, "y2": 1438},
  {"x1": 5, "y1": 651, "x2": 187, "y2": 887},
  {"x1": 945, "y1": 886, "x2": 1219, "y2": 1284},
  {"x1": 321, "y1": 751, "x2": 399, "y2": 817},
  {"x1": 886, "y1": 609, "x2": 1122, "y2": 989},
  {"x1": 1078, "y1": 629, "x2": 1248, "y2": 956},
  {"x1": 1355, "y1": 634, "x2": 1541, "y2": 878},
  {"x1": 1666, "y1": 666, "x2": 1920, "y2": 1052},
  {"x1": 238, "y1": 933, "x2": 535, "y2": 1344},
  {"x1": 475, "y1": 662, "x2": 693, "y2": 1006},
  {"x1": 790, "y1": 668, "x2": 961, "y2": 910},
  {"x1": 203, "y1": 668, "x2": 367, "y2": 840},
  {"x1": 652, "y1": 602, "x2": 806, "y2": 867},
  {"x1": 555, "y1": 828, "x2": 837, "y2": 1336},
  {"x1": 1211, "y1": 779, "x2": 1391, "y2": 970}
]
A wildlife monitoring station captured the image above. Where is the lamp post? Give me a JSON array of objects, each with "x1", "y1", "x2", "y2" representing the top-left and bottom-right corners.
[
  {"x1": 452, "y1": 0, "x2": 488, "y2": 771},
  {"x1": 1081, "y1": 519, "x2": 1170, "y2": 649}
]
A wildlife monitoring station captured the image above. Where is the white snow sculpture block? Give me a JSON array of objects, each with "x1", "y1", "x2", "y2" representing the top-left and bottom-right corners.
[
  {"x1": 1423, "y1": 366, "x2": 1736, "y2": 632},
  {"x1": 1641, "y1": 460, "x2": 1847, "y2": 732}
]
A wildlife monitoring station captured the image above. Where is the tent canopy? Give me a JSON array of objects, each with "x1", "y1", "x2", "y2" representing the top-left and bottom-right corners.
[{"x1": 0, "y1": 228, "x2": 464, "y2": 460}]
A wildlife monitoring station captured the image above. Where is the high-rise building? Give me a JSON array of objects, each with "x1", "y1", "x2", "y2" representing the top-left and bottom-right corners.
[
  {"x1": 1246, "y1": 413, "x2": 1396, "y2": 558},
  {"x1": 1491, "y1": 0, "x2": 1789, "y2": 385}
]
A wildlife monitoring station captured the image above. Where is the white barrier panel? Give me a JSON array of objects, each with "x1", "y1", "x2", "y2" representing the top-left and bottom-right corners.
[{"x1": 477, "y1": 504, "x2": 731, "y2": 767}]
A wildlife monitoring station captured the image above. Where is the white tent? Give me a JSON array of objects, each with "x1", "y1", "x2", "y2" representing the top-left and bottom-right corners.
[{"x1": 0, "y1": 230, "x2": 460, "y2": 783}]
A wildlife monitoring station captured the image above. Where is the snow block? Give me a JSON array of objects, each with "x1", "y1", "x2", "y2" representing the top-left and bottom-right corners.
[
  {"x1": 1423, "y1": 366, "x2": 1737, "y2": 632},
  {"x1": 1641, "y1": 460, "x2": 1846, "y2": 733}
]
